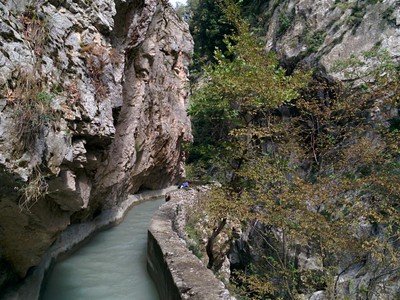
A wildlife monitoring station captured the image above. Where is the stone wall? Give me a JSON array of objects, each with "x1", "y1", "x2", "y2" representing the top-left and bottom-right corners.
[{"x1": 147, "y1": 189, "x2": 232, "y2": 300}]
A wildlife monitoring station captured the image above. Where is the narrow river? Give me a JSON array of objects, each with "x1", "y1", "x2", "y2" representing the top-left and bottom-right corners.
[{"x1": 41, "y1": 198, "x2": 164, "y2": 300}]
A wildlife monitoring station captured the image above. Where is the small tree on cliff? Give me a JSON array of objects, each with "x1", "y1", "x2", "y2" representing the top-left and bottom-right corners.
[
  {"x1": 189, "y1": 0, "x2": 307, "y2": 181},
  {"x1": 189, "y1": 0, "x2": 308, "y2": 271}
]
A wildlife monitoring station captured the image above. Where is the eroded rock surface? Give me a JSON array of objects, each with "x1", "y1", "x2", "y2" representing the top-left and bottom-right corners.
[
  {"x1": 257, "y1": 0, "x2": 399, "y2": 79},
  {"x1": 0, "y1": 0, "x2": 192, "y2": 290}
]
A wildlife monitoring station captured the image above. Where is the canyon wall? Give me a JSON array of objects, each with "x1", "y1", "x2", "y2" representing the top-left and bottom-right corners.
[
  {"x1": 0, "y1": 0, "x2": 192, "y2": 291},
  {"x1": 251, "y1": 0, "x2": 399, "y2": 78}
]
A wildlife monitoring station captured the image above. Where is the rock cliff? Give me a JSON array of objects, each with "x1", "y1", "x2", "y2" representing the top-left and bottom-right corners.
[
  {"x1": 250, "y1": 0, "x2": 399, "y2": 79},
  {"x1": 0, "y1": 0, "x2": 192, "y2": 290}
]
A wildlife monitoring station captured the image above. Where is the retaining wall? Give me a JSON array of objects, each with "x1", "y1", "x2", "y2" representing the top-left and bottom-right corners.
[{"x1": 147, "y1": 189, "x2": 232, "y2": 300}]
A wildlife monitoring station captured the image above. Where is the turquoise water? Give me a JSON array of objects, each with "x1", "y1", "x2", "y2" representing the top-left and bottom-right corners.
[{"x1": 41, "y1": 199, "x2": 164, "y2": 300}]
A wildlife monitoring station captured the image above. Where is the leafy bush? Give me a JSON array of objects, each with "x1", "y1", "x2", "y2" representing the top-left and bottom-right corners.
[
  {"x1": 304, "y1": 30, "x2": 326, "y2": 53},
  {"x1": 277, "y1": 11, "x2": 294, "y2": 37},
  {"x1": 189, "y1": 8, "x2": 308, "y2": 176}
]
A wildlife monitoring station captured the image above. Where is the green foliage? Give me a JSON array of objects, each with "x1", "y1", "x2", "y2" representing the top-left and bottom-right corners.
[
  {"x1": 304, "y1": 30, "x2": 326, "y2": 53},
  {"x1": 334, "y1": 1, "x2": 354, "y2": 11},
  {"x1": 332, "y1": 47, "x2": 398, "y2": 82},
  {"x1": 187, "y1": 0, "x2": 236, "y2": 67},
  {"x1": 4, "y1": 9, "x2": 57, "y2": 155},
  {"x1": 334, "y1": 0, "x2": 382, "y2": 29},
  {"x1": 0, "y1": 9, "x2": 59, "y2": 212},
  {"x1": 185, "y1": 223, "x2": 204, "y2": 259},
  {"x1": 277, "y1": 10, "x2": 294, "y2": 37},
  {"x1": 232, "y1": 267, "x2": 279, "y2": 300},
  {"x1": 194, "y1": 73, "x2": 400, "y2": 298},
  {"x1": 189, "y1": 13, "x2": 308, "y2": 176},
  {"x1": 238, "y1": 0, "x2": 271, "y2": 33},
  {"x1": 187, "y1": 2, "x2": 400, "y2": 297},
  {"x1": 349, "y1": 4, "x2": 366, "y2": 27},
  {"x1": 382, "y1": 6, "x2": 396, "y2": 25},
  {"x1": 185, "y1": 0, "x2": 273, "y2": 69}
]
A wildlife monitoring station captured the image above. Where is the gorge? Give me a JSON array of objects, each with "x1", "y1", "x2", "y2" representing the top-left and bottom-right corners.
[
  {"x1": 0, "y1": 0, "x2": 192, "y2": 296},
  {"x1": 0, "y1": 0, "x2": 399, "y2": 299}
]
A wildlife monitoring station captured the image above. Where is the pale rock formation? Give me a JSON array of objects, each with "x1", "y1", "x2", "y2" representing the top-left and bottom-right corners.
[
  {"x1": 0, "y1": 0, "x2": 192, "y2": 290},
  {"x1": 260, "y1": 0, "x2": 399, "y2": 79}
]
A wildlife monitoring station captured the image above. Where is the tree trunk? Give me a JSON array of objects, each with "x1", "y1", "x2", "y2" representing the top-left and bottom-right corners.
[{"x1": 206, "y1": 218, "x2": 227, "y2": 269}]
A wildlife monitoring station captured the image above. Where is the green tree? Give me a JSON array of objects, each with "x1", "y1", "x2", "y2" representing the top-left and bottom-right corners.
[
  {"x1": 187, "y1": 2, "x2": 400, "y2": 299},
  {"x1": 187, "y1": 0, "x2": 236, "y2": 68},
  {"x1": 188, "y1": 2, "x2": 307, "y2": 179},
  {"x1": 188, "y1": 1, "x2": 308, "y2": 287}
]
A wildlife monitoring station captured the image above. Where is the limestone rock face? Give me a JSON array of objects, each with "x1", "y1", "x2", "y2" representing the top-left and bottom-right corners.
[
  {"x1": 0, "y1": 0, "x2": 192, "y2": 289},
  {"x1": 259, "y1": 0, "x2": 399, "y2": 79}
]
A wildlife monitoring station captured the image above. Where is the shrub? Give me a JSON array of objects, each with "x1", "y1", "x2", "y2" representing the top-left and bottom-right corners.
[
  {"x1": 19, "y1": 167, "x2": 48, "y2": 211},
  {"x1": 304, "y1": 30, "x2": 326, "y2": 53},
  {"x1": 277, "y1": 10, "x2": 294, "y2": 37},
  {"x1": 8, "y1": 69, "x2": 57, "y2": 154},
  {"x1": 81, "y1": 43, "x2": 110, "y2": 97}
]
